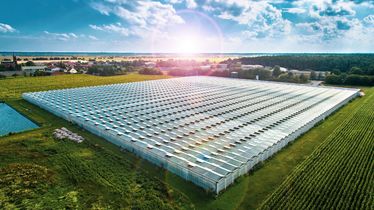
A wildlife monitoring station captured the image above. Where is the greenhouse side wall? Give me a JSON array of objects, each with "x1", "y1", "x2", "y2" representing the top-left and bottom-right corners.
[{"x1": 22, "y1": 92, "x2": 219, "y2": 192}]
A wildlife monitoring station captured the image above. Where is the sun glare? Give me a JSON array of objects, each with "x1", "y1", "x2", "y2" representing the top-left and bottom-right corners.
[{"x1": 174, "y1": 34, "x2": 202, "y2": 54}]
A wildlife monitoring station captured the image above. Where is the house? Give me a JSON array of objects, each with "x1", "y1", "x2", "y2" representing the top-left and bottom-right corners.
[
  {"x1": 289, "y1": 70, "x2": 311, "y2": 78},
  {"x1": 69, "y1": 68, "x2": 78, "y2": 74},
  {"x1": 21, "y1": 66, "x2": 47, "y2": 74},
  {"x1": 145, "y1": 62, "x2": 156, "y2": 68},
  {"x1": 1, "y1": 54, "x2": 17, "y2": 68}
]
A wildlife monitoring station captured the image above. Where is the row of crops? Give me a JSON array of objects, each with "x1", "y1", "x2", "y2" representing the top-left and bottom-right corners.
[
  {"x1": 259, "y1": 89, "x2": 374, "y2": 209},
  {"x1": 0, "y1": 74, "x2": 169, "y2": 100}
]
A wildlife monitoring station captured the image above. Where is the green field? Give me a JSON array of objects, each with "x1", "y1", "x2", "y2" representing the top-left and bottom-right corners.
[
  {"x1": 0, "y1": 73, "x2": 171, "y2": 100},
  {"x1": 259, "y1": 88, "x2": 374, "y2": 210},
  {"x1": 0, "y1": 74, "x2": 373, "y2": 209}
]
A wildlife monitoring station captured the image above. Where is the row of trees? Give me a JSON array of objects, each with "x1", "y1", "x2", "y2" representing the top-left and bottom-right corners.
[
  {"x1": 230, "y1": 54, "x2": 374, "y2": 75},
  {"x1": 325, "y1": 74, "x2": 374, "y2": 86},
  {"x1": 87, "y1": 65, "x2": 127, "y2": 76},
  {"x1": 166, "y1": 66, "x2": 309, "y2": 84},
  {"x1": 238, "y1": 66, "x2": 308, "y2": 83}
]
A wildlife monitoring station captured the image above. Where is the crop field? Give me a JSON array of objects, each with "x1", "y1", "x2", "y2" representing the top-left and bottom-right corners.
[
  {"x1": 0, "y1": 73, "x2": 170, "y2": 100},
  {"x1": 259, "y1": 88, "x2": 374, "y2": 210},
  {"x1": 0, "y1": 74, "x2": 373, "y2": 209}
]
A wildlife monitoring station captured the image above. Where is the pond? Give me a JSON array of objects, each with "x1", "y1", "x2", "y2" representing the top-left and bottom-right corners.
[{"x1": 0, "y1": 103, "x2": 39, "y2": 136}]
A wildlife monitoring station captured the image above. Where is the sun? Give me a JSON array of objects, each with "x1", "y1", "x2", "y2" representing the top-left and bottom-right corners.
[{"x1": 174, "y1": 34, "x2": 202, "y2": 54}]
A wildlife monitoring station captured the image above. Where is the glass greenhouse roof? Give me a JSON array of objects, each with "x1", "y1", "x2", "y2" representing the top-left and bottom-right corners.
[{"x1": 22, "y1": 76, "x2": 359, "y2": 193}]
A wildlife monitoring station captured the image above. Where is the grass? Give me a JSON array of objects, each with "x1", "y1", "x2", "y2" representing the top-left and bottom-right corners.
[
  {"x1": 1, "y1": 74, "x2": 189, "y2": 209},
  {"x1": 0, "y1": 73, "x2": 371, "y2": 209},
  {"x1": 0, "y1": 73, "x2": 171, "y2": 100}
]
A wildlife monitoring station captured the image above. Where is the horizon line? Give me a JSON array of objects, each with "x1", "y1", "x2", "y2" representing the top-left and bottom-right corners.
[{"x1": 1, "y1": 51, "x2": 374, "y2": 54}]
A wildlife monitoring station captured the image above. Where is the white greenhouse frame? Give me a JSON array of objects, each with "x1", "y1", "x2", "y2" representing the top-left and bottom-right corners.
[{"x1": 22, "y1": 76, "x2": 359, "y2": 194}]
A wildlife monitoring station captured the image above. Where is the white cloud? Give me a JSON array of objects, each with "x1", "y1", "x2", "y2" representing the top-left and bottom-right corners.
[
  {"x1": 85, "y1": 0, "x2": 374, "y2": 52},
  {"x1": 0, "y1": 23, "x2": 16, "y2": 33},
  {"x1": 287, "y1": 0, "x2": 374, "y2": 45},
  {"x1": 44, "y1": 31, "x2": 76, "y2": 41},
  {"x1": 363, "y1": 15, "x2": 374, "y2": 25},
  {"x1": 286, "y1": 8, "x2": 306, "y2": 14},
  {"x1": 205, "y1": 1, "x2": 291, "y2": 39},
  {"x1": 90, "y1": 0, "x2": 184, "y2": 37},
  {"x1": 44, "y1": 31, "x2": 97, "y2": 41},
  {"x1": 169, "y1": 0, "x2": 197, "y2": 8},
  {"x1": 292, "y1": 0, "x2": 356, "y2": 18},
  {"x1": 69, "y1": 33, "x2": 78, "y2": 38},
  {"x1": 88, "y1": 35, "x2": 98, "y2": 40},
  {"x1": 89, "y1": 23, "x2": 130, "y2": 36},
  {"x1": 185, "y1": 0, "x2": 197, "y2": 9},
  {"x1": 90, "y1": 2, "x2": 111, "y2": 15}
]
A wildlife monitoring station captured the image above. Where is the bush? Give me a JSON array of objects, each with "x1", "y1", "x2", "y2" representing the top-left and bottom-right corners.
[
  {"x1": 87, "y1": 65, "x2": 126, "y2": 76},
  {"x1": 33, "y1": 70, "x2": 50, "y2": 77},
  {"x1": 238, "y1": 68, "x2": 272, "y2": 80},
  {"x1": 25, "y1": 61, "x2": 36, "y2": 66},
  {"x1": 138, "y1": 68, "x2": 162, "y2": 75},
  {"x1": 0, "y1": 74, "x2": 6, "y2": 79},
  {"x1": 325, "y1": 74, "x2": 344, "y2": 85}
]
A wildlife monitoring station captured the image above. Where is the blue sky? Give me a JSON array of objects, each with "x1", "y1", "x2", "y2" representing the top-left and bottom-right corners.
[{"x1": 0, "y1": 0, "x2": 373, "y2": 53}]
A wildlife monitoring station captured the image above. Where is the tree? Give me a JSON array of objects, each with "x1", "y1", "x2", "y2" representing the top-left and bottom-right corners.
[
  {"x1": 325, "y1": 75, "x2": 342, "y2": 84},
  {"x1": 0, "y1": 65, "x2": 5, "y2": 71},
  {"x1": 138, "y1": 68, "x2": 162, "y2": 75},
  {"x1": 325, "y1": 74, "x2": 347, "y2": 85},
  {"x1": 25, "y1": 61, "x2": 35, "y2": 66},
  {"x1": 331, "y1": 69, "x2": 341, "y2": 75},
  {"x1": 350, "y1": 66, "x2": 363, "y2": 75},
  {"x1": 345, "y1": 75, "x2": 374, "y2": 86},
  {"x1": 365, "y1": 64, "x2": 374, "y2": 75},
  {"x1": 272, "y1": 65, "x2": 282, "y2": 78}
]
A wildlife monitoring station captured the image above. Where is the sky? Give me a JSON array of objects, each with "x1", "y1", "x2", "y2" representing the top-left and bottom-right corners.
[{"x1": 0, "y1": 0, "x2": 373, "y2": 53}]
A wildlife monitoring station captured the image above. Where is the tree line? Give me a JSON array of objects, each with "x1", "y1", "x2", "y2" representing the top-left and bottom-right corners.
[{"x1": 229, "y1": 54, "x2": 374, "y2": 75}]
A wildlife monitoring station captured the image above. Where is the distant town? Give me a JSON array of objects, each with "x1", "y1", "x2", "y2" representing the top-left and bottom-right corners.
[
  {"x1": 1, "y1": 53, "x2": 374, "y2": 86},
  {"x1": 0, "y1": 54, "x2": 331, "y2": 84}
]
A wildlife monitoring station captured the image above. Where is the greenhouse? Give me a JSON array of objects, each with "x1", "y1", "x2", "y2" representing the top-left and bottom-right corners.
[{"x1": 22, "y1": 76, "x2": 359, "y2": 194}]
